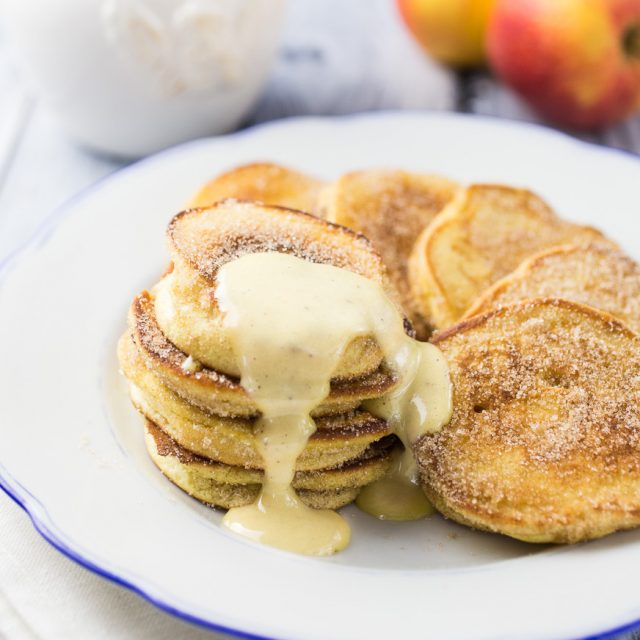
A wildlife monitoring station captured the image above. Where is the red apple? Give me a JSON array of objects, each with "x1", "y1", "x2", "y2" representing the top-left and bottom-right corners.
[{"x1": 488, "y1": 0, "x2": 640, "y2": 129}]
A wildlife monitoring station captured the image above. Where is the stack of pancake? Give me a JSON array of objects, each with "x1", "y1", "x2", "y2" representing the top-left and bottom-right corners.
[{"x1": 118, "y1": 199, "x2": 402, "y2": 510}]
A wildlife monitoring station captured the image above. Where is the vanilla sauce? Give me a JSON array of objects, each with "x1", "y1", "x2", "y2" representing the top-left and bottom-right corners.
[{"x1": 216, "y1": 252, "x2": 451, "y2": 555}]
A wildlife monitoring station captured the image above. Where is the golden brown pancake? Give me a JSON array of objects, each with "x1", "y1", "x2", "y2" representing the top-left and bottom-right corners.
[
  {"x1": 188, "y1": 162, "x2": 325, "y2": 214},
  {"x1": 156, "y1": 200, "x2": 403, "y2": 380},
  {"x1": 408, "y1": 185, "x2": 610, "y2": 329},
  {"x1": 130, "y1": 291, "x2": 398, "y2": 418},
  {"x1": 417, "y1": 298, "x2": 640, "y2": 543},
  {"x1": 464, "y1": 243, "x2": 640, "y2": 333}
]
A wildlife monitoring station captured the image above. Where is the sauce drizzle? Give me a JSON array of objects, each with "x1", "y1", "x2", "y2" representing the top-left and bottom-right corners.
[{"x1": 216, "y1": 252, "x2": 451, "y2": 554}]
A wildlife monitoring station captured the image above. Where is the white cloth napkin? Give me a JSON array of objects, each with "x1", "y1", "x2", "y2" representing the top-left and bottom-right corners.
[{"x1": 0, "y1": 490, "x2": 227, "y2": 640}]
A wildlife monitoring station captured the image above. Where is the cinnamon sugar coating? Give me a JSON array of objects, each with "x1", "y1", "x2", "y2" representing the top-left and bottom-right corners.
[
  {"x1": 465, "y1": 243, "x2": 640, "y2": 334},
  {"x1": 417, "y1": 299, "x2": 640, "y2": 543}
]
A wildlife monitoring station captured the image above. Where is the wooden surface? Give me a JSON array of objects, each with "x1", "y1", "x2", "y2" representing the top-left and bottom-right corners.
[{"x1": 0, "y1": 1, "x2": 639, "y2": 638}]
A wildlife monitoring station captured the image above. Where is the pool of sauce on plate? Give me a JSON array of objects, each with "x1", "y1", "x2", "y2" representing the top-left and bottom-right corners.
[{"x1": 215, "y1": 252, "x2": 451, "y2": 555}]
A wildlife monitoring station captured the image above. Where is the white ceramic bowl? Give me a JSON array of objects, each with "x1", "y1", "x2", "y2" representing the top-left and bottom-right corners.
[{"x1": 1, "y1": 0, "x2": 286, "y2": 157}]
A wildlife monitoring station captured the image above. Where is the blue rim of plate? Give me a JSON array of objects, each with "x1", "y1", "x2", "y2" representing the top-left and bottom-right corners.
[{"x1": 0, "y1": 111, "x2": 639, "y2": 640}]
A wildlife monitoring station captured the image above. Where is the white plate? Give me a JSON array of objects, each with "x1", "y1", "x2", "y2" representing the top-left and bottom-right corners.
[{"x1": 1, "y1": 112, "x2": 639, "y2": 640}]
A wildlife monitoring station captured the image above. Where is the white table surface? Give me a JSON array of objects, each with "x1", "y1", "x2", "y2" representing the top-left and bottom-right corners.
[{"x1": 0, "y1": 1, "x2": 639, "y2": 638}]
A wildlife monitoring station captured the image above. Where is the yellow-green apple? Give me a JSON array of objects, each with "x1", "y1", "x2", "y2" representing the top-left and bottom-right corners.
[
  {"x1": 397, "y1": 0, "x2": 497, "y2": 67},
  {"x1": 488, "y1": 0, "x2": 640, "y2": 129}
]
